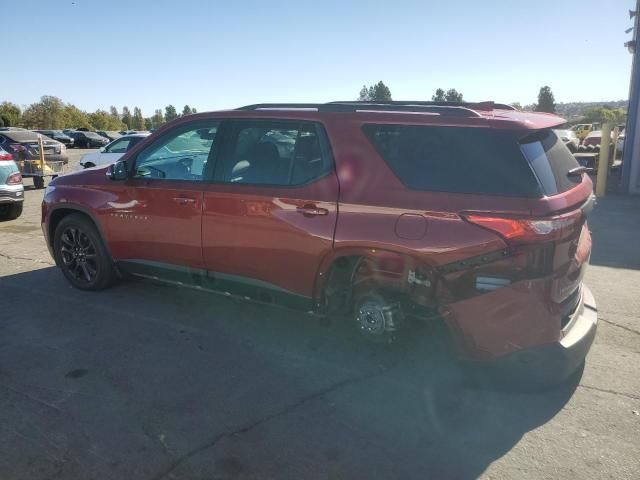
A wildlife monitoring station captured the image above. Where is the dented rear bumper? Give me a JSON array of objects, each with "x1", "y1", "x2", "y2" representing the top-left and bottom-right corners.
[{"x1": 442, "y1": 281, "x2": 597, "y2": 382}]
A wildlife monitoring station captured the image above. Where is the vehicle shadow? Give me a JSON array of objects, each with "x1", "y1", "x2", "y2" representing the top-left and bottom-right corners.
[
  {"x1": 0, "y1": 267, "x2": 580, "y2": 479},
  {"x1": 588, "y1": 194, "x2": 640, "y2": 270}
]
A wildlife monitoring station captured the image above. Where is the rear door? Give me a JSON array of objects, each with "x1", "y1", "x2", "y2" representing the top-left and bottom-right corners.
[{"x1": 202, "y1": 119, "x2": 338, "y2": 297}]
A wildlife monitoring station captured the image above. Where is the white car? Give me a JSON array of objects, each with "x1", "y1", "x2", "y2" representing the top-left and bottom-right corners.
[
  {"x1": 553, "y1": 129, "x2": 580, "y2": 152},
  {"x1": 79, "y1": 133, "x2": 149, "y2": 168}
]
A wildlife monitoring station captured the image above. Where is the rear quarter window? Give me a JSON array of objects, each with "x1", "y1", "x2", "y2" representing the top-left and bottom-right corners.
[
  {"x1": 519, "y1": 130, "x2": 581, "y2": 195},
  {"x1": 363, "y1": 125, "x2": 542, "y2": 197}
]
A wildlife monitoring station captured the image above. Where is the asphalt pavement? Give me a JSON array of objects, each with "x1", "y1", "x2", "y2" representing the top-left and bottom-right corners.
[{"x1": 0, "y1": 149, "x2": 638, "y2": 479}]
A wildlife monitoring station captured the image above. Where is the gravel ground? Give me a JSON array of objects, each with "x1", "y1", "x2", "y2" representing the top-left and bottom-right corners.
[{"x1": 0, "y1": 149, "x2": 638, "y2": 479}]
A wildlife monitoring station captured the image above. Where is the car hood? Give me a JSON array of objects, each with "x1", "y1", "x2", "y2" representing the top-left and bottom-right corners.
[
  {"x1": 80, "y1": 151, "x2": 103, "y2": 163},
  {"x1": 51, "y1": 164, "x2": 110, "y2": 187}
]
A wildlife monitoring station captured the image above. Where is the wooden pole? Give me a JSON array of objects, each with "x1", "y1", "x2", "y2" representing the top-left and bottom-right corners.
[{"x1": 595, "y1": 123, "x2": 611, "y2": 197}]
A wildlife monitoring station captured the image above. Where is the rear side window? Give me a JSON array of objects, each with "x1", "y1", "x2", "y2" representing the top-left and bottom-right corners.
[
  {"x1": 364, "y1": 125, "x2": 542, "y2": 197},
  {"x1": 520, "y1": 130, "x2": 581, "y2": 195}
]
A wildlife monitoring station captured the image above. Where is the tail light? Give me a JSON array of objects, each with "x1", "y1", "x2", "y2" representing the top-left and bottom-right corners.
[
  {"x1": 0, "y1": 152, "x2": 13, "y2": 161},
  {"x1": 6, "y1": 172, "x2": 22, "y2": 185},
  {"x1": 463, "y1": 210, "x2": 582, "y2": 245}
]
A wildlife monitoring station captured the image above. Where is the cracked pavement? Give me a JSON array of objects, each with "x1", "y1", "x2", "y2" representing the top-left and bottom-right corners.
[{"x1": 0, "y1": 150, "x2": 639, "y2": 479}]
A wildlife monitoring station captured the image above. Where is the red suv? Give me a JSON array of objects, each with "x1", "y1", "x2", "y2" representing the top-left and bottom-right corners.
[{"x1": 42, "y1": 101, "x2": 597, "y2": 383}]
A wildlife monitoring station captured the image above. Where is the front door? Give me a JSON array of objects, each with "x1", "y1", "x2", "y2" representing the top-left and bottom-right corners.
[
  {"x1": 202, "y1": 119, "x2": 338, "y2": 297},
  {"x1": 107, "y1": 121, "x2": 220, "y2": 269}
]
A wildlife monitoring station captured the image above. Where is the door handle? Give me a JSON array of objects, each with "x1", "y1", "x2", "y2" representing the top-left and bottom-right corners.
[
  {"x1": 172, "y1": 196, "x2": 197, "y2": 204},
  {"x1": 296, "y1": 205, "x2": 329, "y2": 217}
]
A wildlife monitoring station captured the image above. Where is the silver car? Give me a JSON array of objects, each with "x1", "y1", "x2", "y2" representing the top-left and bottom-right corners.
[
  {"x1": 0, "y1": 146, "x2": 24, "y2": 220},
  {"x1": 554, "y1": 129, "x2": 580, "y2": 152}
]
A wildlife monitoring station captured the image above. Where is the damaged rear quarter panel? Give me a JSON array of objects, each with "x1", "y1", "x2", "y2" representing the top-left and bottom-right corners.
[{"x1": 441, "y1": 277, "x2": 560, "y2": 360}]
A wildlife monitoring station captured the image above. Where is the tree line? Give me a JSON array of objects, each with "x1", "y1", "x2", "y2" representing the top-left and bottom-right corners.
[
  {"x1": 356, "y1": 82, "x2": 626, "y2": 124},
  {"x1": 0, "y1": 96, "x2": 197, "y2": 131}
]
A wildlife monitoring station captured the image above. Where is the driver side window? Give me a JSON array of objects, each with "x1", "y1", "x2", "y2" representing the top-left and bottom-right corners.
[{"x1": 134, "y1": 122, "x2": 219, "y2": 181}]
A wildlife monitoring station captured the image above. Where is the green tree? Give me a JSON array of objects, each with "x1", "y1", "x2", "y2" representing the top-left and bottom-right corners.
[
  {"x1": 511, "y1": 102, "x2": 523, "y2": 110},
  {"x1": 358, "y1": 81, "x2": 392, "y2": 101},
  {"x1": 131, "y1": 107, "x2": 145, "y2": 130},
  {"x1": 152, "y1": 109, "x2": 165, "y2": 128},
  {"x1": 0, "y1": 101, "x2": 21, "y2": 126},
  {"x1": 21, "y1": 95, "x2": 66, "y2": 129},
  {"x1": 582, "y1": 106, "x2": 626, "y2": 124},
  {"x1": 63, "y1": 105, "x2": 92, "y2": 129},
  {"x1": 122, "y1": 106, "x2": 132, "y2": 129},
  {"x1": 144, "y1": 118, "x2": 153, "y2": 130},
  {"x1": 108, "y1": 106, "x2": 123, "y2": 128},
  {"x1": 182, "y1": 105, "x2": 193, "y2": 116},
  {"x1": 432, "y1": 88, "x2": 464, "y2": 102},
  {"x1": 164, "y1": 104, "x2": 178, "y2": 122},
  {"x1": 445, "y1": 89, "x2": 463, "y2": 102},
  {"x1": 535, "y1": 86, "x2": 556, "y2": 113},
  {"x1": 432, "y1": 88, "x2": 446, "y2": 102},
  {"x1": 89, "y1": 109, "x2": 124, "y2": 130},
  {"x1": 191, "y1": 107, "x2": 197, "y2": 114}
]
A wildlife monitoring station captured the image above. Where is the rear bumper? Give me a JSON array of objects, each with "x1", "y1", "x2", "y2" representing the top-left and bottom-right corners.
[
  {"x1": 0, "y1": 184, "x2": 25, "y2": 203},
  {"x1": 488, "y1": 285, "x2": 597, "y2": 382}
]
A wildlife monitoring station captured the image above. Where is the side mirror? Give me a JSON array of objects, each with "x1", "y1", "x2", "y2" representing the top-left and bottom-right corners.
[
  {"x1": 106, "y1": 161, "x2": 129, "y2": 180},
  {"x1": 99, "y1": 147, "x2": 106, "y2": 153}
]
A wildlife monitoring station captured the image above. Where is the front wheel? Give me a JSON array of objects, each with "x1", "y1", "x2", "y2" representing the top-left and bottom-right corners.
[{"x1": 53, "y1": 213, "x2": 116, "y2": 290}]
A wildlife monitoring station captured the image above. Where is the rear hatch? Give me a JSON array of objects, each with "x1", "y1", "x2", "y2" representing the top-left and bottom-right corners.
[
  {"x1": 465, "y1": 129, "x2": 593, "y2": 319},
  {"x1": 521, "y1": 129, "x2": 594, "y2": 318}
]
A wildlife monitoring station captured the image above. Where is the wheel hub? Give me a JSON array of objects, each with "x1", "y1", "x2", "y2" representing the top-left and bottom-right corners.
[{"x1": 356, "y1": 303, "x2": 388, "y2": 336}]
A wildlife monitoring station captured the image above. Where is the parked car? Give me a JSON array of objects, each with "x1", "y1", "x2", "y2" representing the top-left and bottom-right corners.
[
  {"x1": 616, "y1": 131, "x2": 625, "y2": 155},
  {"x1": 553, "y1": 129, "x2": 580, "y2": 152},
  {"x1": 80, "y1": 133, "x2": 150, "y2": 168},
  {"x1": 0, "y1": 129, "x2": 68, "y2": 165},
  {"x1": 571, "y1": 123, "x2": 597, "y2": 141},
  {"x1": 42, "y1": 101, "x2": 597, "y2": 386},
  {"x1": 96, "y1": 130, "x2": 122, "y2": 141},
  {"x1": 0, "y1": 146, "x2": 24, "y2": 220},
  {"x1": 34, "y1": 129, "x2": 75, "y2": 147},
  {"x1": 69, "y1": 131, "x2": 109, "y2": 148},
  {"x1": 583, "y1": 130, "x2": 616, "y2": 147}
]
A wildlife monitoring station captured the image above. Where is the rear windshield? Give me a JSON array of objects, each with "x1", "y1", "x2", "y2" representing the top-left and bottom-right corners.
[
  {"x1": 363, "y1": 125, "x2": 542, "y2": 197},
  {"x1": 520, "y1": 129, "x2": 581, "y2": 195}
]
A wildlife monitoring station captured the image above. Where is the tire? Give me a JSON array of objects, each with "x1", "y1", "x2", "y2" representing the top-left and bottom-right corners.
[
  {"x1": 5, "y1": 203, "x2": 23, "y2": 220},
  {"x1": 33, "y1": 176, "x2": 45, "y2": 189},
  {"x1": 353, "y1": 291, "x2": 404, "y2": 344},
  {"x1": 53, "y1": 213, "x2": 116, "y2": 290}
]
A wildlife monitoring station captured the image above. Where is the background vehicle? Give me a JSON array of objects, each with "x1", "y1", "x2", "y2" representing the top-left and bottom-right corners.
[
  {"x1": 583, "y1": 130, "x2": 615, "y2": 147},
  {"x1": 43, "y1": 101, "x2": 597, "y2": 386},
  {"x1": 69, "y1": 131, "x2": 109, "y2": 148},
  {"x1": 554, "y1": 129, "x2": 580, "y2": 152},
  {"x1": 34, "y1": 129, "x2": 75, "y2": 147},
  {"x1": 96, "y1": 130, "x2": 122, "y2": 141},
  {"x1": 80, "y1": 133, "x2": 150, "y2": 168},
  {"x1": 0, "y1": 146, "x2": 24, "y2": 220},
  {"x1": 0, "y1": 130, "x2": 68, "y2": 188},
  {"x1": 571, "y1": 123, "x2": 597, "y2": 141}
]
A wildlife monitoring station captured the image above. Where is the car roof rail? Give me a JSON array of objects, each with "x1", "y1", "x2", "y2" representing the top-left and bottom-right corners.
[{"x1": 237, "y1": 102, "x2": 486, "y2": 118}]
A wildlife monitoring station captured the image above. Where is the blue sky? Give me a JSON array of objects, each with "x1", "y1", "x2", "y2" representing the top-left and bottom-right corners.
[{"x1": 3, "y1": 0, "x2": 635, "y2": 115}]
